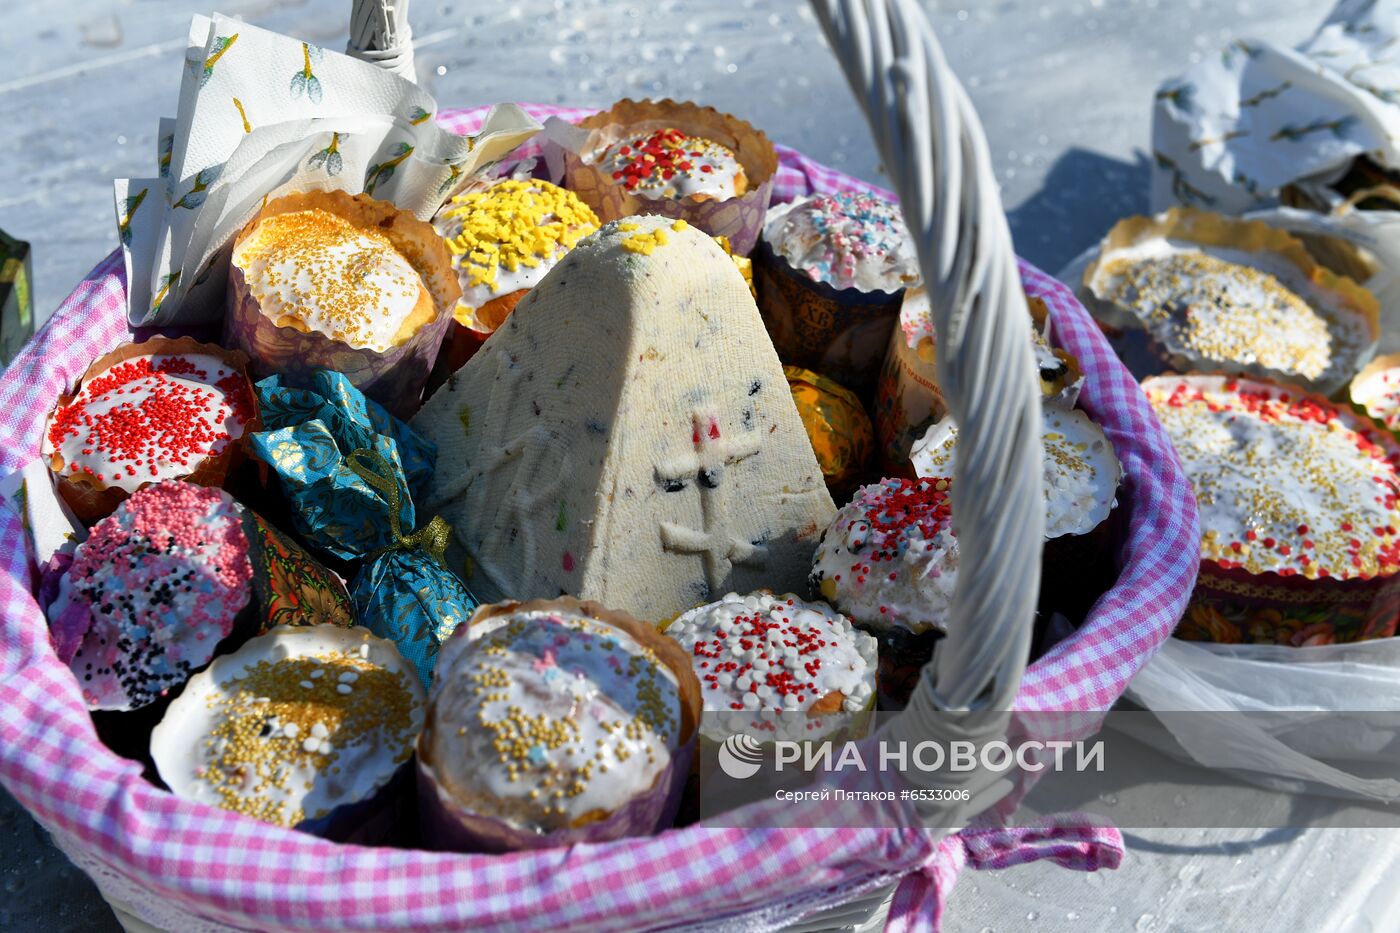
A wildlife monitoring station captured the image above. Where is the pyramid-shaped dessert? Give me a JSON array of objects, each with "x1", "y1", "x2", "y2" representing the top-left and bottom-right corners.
[{"x1": 412, "y1": 215, "x2": 835, "y2": 622}]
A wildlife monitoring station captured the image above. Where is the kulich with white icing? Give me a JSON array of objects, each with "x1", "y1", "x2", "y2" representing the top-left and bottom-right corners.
[
  {"x1": 594, "y1": 127, "x2": 746, "y2": 202},
  {"x1": 911, "y1": 408, "x2": 1121, "y2": 540},
  {"x1": 762, "y1": 191, "x2": 919, "y2": 293},
  {"x1": 1144, "y1": 374, "x2": 1400, "y2": 581},
  {"x1": 232, "y1": 207, "x2": 434, "y2": 353},
  {"x1": 1085, "y1": 209, "x2": 1379, "y2": 395},
  {"x1": 54, "y1": 481, "x2": 253, "y2": 711},
  {"x1": 666, "y1": 591, "x2": 876, "y2": 715},
  {"x1": 151, "y1": 624, "x2": 423, "y2": 828},
  {"x1": 435, "y1": 178, "x2": 599, "y2": 330},
  {"x1": 44, "y1": 347, "x2": 255, "y2": 495},
  {"x1": 810, "y1": 477, "x2": 958, "y2": 636},
  {"x1": 421, "y1": 598, "x2": 694, "y2": 835}
]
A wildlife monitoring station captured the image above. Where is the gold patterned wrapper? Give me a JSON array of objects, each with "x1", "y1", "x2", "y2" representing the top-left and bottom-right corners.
[
  {"x1": 1083, "y1": 208, "x2": 1380, "y2": 396},
  {"x1": 755, "y1": 237, "x2": 904, "y2": 391},
  {"x1": 561, "y1": 99, "x2": 777, "y2": 255},
  {"x1": 784, "y1": 365, "x2": 873, "y2": 497}
]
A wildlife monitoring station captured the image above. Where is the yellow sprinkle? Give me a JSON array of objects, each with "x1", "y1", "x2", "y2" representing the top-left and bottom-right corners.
[
  {"x1": 439, "y1": 179, "x2": 598, "y2": 293},
  {"x1": 621, "y1": 228, "x2": 670, "y2": 255}
]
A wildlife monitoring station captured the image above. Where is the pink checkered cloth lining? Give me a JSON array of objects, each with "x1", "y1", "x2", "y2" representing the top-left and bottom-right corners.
[{"x1": 0, "y1": 103, "x2": 1199, "y2": 932}]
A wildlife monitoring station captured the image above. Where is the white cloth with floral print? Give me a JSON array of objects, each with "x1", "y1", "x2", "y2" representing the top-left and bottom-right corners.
[
  {"x1": 1151, "y1": 0, "x2": 1400, "y2": 215},
  {"x1": 114, "y1": 12, "x2": 541, "y2": 328}
]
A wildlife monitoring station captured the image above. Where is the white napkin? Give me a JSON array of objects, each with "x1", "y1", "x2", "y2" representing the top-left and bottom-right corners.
[
  {"x1": 1151, "y1": 0, "x2": 1400, "y2": 214},
  {"x1": 114, "y1": 12, "x2": 541, "y2": 328}
]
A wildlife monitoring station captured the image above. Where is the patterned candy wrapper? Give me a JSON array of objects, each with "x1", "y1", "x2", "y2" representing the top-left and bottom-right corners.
[
  {"x1": 242, "y1": 508, "x2": 355, "y2": 634},
  {"x1": 758, "y1": 238, "x2": 904, "y2": 391},
  {"x1": 783, "y1": 365, "x2": 873, "y2": 498},
  {"x1": 545, "y1": 99, "x2": 777, "y2": 255},
  {"x1": 224, "y1": 190, "x2": 462, "y2": 419},
  {"x1": 248, "y1": 371, "x2": 476, "y2": 688}
]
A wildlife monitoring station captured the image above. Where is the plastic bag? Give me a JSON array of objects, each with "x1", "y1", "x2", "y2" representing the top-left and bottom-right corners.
[{"x1": 1123, "y1": 637, "x2": 1400, "y2": 803}]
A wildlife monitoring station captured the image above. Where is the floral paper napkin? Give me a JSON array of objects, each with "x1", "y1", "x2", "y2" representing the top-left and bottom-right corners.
[
  {"x1": 115, "y1": 12, "x2": 541, "y2": 328},
  {"x1": 1151, "y1": 0, "x2": 1400, "y2": 214}
]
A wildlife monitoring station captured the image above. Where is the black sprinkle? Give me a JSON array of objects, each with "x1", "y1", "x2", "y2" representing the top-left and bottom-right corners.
[{"x1": 748, "y1": 380, "x2": 762, "y2": 396}]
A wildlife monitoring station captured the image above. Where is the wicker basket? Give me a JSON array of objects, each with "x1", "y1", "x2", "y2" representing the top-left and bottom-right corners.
[{"x1": 0, "y1": 1, "x2": 1201, "y2": 930}]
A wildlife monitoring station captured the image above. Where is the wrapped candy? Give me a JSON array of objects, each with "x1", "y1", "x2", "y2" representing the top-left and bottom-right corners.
[
  {"x1": 248, "y1": 370, "x2": 477, "y2": 687},
  {"x1": 783, "y1": 365, "x2": 873, "y2": 498}
]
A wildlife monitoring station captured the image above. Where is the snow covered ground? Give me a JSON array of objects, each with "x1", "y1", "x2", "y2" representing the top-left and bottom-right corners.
[{"x1": 4, "y1": 1, "x2": 1394, "y2": 931}]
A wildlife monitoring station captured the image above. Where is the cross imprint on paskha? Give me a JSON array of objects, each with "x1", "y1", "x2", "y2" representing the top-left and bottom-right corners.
[{"x1": 657, "y1": 410, "x2": 767, "y2": 591}]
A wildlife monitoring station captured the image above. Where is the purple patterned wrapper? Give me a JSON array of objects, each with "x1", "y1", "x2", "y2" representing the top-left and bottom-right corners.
[
  {"x1": 222, "y1": 190, "x2": 462, "y2": 419},
  {"x1": 416, "y1": 736, "x2": 694, "y2": 853},
  {"x1": 559, "y1": 99, "x2": 777, "y2": 255}
]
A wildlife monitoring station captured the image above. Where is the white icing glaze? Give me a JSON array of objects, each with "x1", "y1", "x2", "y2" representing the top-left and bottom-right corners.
[
  {"x1": 232, "y1": 208, "x2": 427, "y2": 353},
  {"x1": 426, "y1": 606, "x2": 682, "y2": 834},
  {"x1": 433, "y1": 179, "x2": 599, "y2": 326},
  {"x1": 1144, "y1": 374, "x2": 1400, "y2": 581},
  {"x1": 763, "y1": 191, "x2": 919, "y2": 293},
  {"x1": 810, "y1": 478, "x2": 959, "y2": 635},
  {"x1": 592, "y1": 127, "x2": 742, "y2": 201},
  {"x1": 1088, "y1": 237, "x2": 1376, "y2": 393},
  {"x1": 43, "y1": 353, "x2": 250, "y2": 493},
  {"x1": 911, "y1": 408, "x2": 1121, "y2": 539},
  {"x1": 665, "y1": 591, "x2": 876, "y2": 721},
  {"x1": 151, "y1": 624, "x2": 424, "y2": 827}
]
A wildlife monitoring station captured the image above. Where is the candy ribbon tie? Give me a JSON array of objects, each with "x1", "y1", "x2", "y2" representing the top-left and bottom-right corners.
[
  {"x1": 345, "y1": 447, "x2": 452, "y2": 567},
  {"x1": 884, "y1": 813, "x2": 1125, "y2": 933}
]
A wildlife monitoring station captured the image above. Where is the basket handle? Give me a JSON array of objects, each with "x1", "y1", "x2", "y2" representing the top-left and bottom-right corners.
[
  {"x1": 347, "y1": 0, "x2": 416, "y2": 81},
  {"x1": 811, "y1": 0, "x2": 1043, "y2": 818}
]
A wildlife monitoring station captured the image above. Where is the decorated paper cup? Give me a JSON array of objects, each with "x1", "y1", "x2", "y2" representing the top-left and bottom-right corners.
[
  {"x1": 755, "y1": 191, "x2": 918, "y2": 389},
  {"x1": 42, "y1": 335, "x2": 260, "y2": 524},
  {"x1": 151, "y1": 624, "x2": 424, "y2": 842},
  {"x1": 416, "y1": 597, "x2": 701, "y2": 852},
  {"x1": 225, "y1": 189, "x2": 462, "y2": 418},
  {"x1": 1145, "y1": 374, "x2": 1400, "y2": 645},
  {"x1": 560, "y1": 99, "x2": 778, "y2": 255}
]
